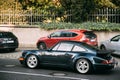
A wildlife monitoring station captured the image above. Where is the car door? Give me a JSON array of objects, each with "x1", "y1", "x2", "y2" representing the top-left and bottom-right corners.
[
  {"x1": 42, "y1": 42, "x2": 74, "y2": 66},
  {"x1": 45, "y1": 31, "x2": 61, "y2": 48},
  {"x1": 110, "y1": 35, "x2": 120, "y2": 51},
  {"x1": 58, "y1": 31, "x2": 72, "y2": 41}
]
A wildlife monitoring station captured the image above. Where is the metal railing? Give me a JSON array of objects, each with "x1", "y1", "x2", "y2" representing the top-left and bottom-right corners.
[
  {"x1": 0, "y1": 8, "x2": 120, "y2": 26},
  {"x1": 0, "y1": 10, "x2": 72, "y2": 26},
  {"x1": 89, "y1": 8, "x2": 120, "y2": 23}
]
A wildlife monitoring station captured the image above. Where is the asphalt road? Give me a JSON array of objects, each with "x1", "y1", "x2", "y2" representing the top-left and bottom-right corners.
[{"x1": 0, "y1": 48, "x2": 120, "y2": 80}]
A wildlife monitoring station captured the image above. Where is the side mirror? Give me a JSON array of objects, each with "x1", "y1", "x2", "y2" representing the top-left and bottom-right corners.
[
  {"x1": 47, "y1": 49, "x2": 52, "y2": 52},
  {"x1": 48, "y1": 35, "x2": 51, "y2": 38},
  {"x1": 118, "y1": 39, "x2": 120, "y2": 42}
]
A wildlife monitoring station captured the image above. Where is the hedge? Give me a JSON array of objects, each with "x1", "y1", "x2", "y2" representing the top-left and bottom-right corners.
[{"x1": 38, "y1": 22, "x2": 120, "y2": 31}]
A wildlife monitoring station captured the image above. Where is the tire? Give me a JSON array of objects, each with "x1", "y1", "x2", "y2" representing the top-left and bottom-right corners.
[
  {"x1": 100, "y1": 45, "x2": 106, "y2": 50},
  {"x1": 26, "y1": 55, "x2": 39, "y2": 69},
  {"x1": 38, "y1": 42, "x2": 46, "y2": 50},
  {"x1": 76, "y1": 59, "x2": 92, "y2": 74}
]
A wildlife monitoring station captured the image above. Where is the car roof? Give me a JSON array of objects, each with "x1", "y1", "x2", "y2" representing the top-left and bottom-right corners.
[
  {"x1": 57, "y1": 40, "x2": 99, "y2": 51},
  {"x1": 0, "y1": 31, "x2": 11, "y2": 33},
  {"x1": 57, "y1": 29, "x2": 91, "y2": 33},
  {"x1": 59, "y1": 40, "x2": 83, "y2": 44}
]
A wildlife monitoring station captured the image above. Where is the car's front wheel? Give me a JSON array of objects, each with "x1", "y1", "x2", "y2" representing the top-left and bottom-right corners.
[
  {"x1": 76, "y1": 59, "x2": 92, "y2": 74},
  {"x1": 26, "y1": 55, "x2": 39, "y2": 69},
  {"x1": 100, "y1": 45, "x2": 106, "y2": 50}
]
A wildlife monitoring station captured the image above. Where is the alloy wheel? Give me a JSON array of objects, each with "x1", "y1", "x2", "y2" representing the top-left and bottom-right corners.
[
  {"x1": 76, "y1": 59, "x2": 91, "y2": 74},
  {"x1": 26, "y1": 55, "x2": 38, "y2": 68}
]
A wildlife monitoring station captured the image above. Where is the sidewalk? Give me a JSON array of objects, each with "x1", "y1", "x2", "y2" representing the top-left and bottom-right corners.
[{"x1": 0, "y1": 47, "x2": 37, "y2": 59}]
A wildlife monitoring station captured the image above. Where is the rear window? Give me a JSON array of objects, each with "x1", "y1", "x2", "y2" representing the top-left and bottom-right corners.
[
  {"x1": 0, "y1": 32, "x2": 16, "y2": 38},
  {"x1": 83, "y1": 31, "x2": 96, "y2": 39}
]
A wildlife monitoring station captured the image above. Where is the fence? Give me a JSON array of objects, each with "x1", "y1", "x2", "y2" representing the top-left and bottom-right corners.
[
  {"x1": 0, "y1": 8, "x2": 120, "y2": 26},
  {"x1": 89, "y1": 8, "x2": 120, "y2": 23},
  {"x1": 0, "y1": 10, "x2": 72, "y2": 25}
]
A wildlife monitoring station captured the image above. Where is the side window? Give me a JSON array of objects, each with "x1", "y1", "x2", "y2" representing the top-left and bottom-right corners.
[
  {"x1": 50, "y1": 32, "x2": 61, "y2": 37},
  {"x1": 61, "y1": 32, "x2": 71, "y2": 37},
  {"x1": 57, "y1": 43, "x2": 74, "y2": 51},
  {"x1": 72, "y1": 33, "x2": 78, "y2": 37},
  {"x1": 72, "y1": 45, "x2": 86, "y2": 52},
  {"x1": 111, "y1": 35, "x2": 120, "y2": 42},
  {"x1": 52, "y1": 43, "x2": 60, "y2": 51}
]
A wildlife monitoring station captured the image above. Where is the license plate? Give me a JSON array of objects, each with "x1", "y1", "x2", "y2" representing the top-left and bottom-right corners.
[
  {"x1": 7, "y1": 41, "x2": 14, "y2": 43},
  {"x1": 90, "y1": 39, "x2": 95, "y2": 42}
]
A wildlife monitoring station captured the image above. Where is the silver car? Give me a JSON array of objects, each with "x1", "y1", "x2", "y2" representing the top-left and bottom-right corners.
[{"x1": 100, "y1": 35, "x2": 120, "y2": 51}]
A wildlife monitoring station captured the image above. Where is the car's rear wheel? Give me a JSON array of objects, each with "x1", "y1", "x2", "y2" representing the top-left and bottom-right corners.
[
  {"x1": 38, "y1": 42, "x2": 46, "y2": 50},
  {"x1": 26, "y1": 55, "x2": 39, "y2": 69},
  {"x1": 76, "y1": 59, "x2": 92, "y2": 74}
]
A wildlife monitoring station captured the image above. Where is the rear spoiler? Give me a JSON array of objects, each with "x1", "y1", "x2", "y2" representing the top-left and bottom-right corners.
[{"x1": 97, "y1": 50, "x2": 115, "y2": 55}]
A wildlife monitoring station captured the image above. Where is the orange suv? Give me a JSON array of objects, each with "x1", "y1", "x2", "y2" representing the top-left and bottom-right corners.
[{"x1": 37, "y1": 29, "x2": 98, "y2": 50}]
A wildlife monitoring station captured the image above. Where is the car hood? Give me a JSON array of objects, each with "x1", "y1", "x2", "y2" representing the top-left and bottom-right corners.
[
  {"x1": 22, "y1": 50, "x2": 47, "y2": 55},
  {"x1": 100, "y1": 40, "x2": 110, "y2": 44},
  {"x1": 38, "y1": 37, "x2": 48, "y2": 40}
]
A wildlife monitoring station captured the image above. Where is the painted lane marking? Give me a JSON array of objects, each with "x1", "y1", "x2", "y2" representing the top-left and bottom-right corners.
[{"x1": 0, "y1": 70, "x2": 89, "y2": 80}]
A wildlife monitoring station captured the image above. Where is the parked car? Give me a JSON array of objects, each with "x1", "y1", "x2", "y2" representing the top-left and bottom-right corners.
[
  {"x1": 37, "y1": 29, "x2": 98, "y2": 50},
  {"x1": 0, "y1": 31, "x2": 19, "y2": 51},
  {"x1": 100, "y1": 35, "x2": 120, "y2": 51},
  {"x1": 19, "y1": 41, "x2": 117, "y2": 74}
]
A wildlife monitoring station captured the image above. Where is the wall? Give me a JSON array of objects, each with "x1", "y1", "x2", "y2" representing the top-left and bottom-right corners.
[{"x1": 0, "y1": 27, "x2": 120, "y2": 47}]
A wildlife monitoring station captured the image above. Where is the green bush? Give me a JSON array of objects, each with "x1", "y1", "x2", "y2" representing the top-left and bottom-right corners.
[{"x1": 38, "y1": 22, "x2": 120, "y2": 31}]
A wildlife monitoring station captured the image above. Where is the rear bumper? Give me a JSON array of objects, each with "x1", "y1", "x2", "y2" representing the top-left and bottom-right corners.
[
  {"x1": 0, "y1": 43, "x2": 18, "y2": 49},
  {"x1": 94, "y1": 64, "x2": 114, "y2": 70},
  {"x1": 94, "y1": 62, "x2": 117, "y2": 70}
]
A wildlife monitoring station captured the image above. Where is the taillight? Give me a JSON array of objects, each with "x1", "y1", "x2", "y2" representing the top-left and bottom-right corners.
[
  {"x1": 102, "y1": 60, "x2": 109, "y2": 64},
  {"x1": 83, "y1": 38, "x2": 89, "y2": 42},
  {"x1": 102, "y1": 59, "x2": 114, "y2": 64}
]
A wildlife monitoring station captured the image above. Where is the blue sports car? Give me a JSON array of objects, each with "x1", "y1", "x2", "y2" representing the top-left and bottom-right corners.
[{"x1": 19, "y1": 41, "x2": 117, "y2": 74}]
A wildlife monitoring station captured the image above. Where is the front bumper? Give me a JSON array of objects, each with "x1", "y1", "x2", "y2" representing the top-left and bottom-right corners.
[{"x1": 19, "y1": 57, "x2": 26, "y2": 65}]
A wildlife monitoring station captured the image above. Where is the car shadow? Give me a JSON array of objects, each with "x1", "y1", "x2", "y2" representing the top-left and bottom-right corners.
[{"x1": 23, "y1": 65, "x2": 119, "y2": 75}]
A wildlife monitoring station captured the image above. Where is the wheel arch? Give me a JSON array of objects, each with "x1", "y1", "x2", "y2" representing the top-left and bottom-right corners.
[
  {"x1": 37, "y1": 41, "x2": 46, "y2": 47},
  {"x1": 37, "y1": 41, "x2": 47, "y2": 49},
  {"x1": 100, "y1": 44, "x2": 106, "y2": 49},
  {"x1": 24, "y1": 53, "x2": 40, "y2": 67}
]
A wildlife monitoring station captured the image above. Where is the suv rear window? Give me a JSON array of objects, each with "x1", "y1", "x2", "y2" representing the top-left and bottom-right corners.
[
  {"x1": 83, "y1": 31, "x2": 96, "y2": 39},
  {"x1": 0, "y1": 32, "x2": 16, "y2": 38}
]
